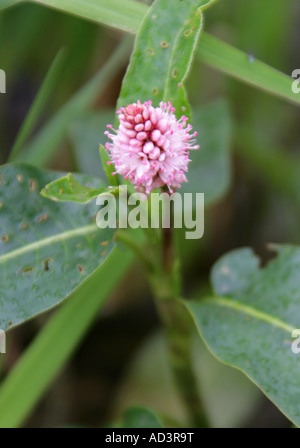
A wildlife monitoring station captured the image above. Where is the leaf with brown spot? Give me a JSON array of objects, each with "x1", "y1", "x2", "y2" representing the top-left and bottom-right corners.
[{"x1": 0, "y1": 163, "x2": 116, "y2": 331}]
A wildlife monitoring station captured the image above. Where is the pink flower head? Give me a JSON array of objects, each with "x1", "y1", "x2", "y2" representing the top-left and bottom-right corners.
[{"x1": 105, "y1": 100, "x2": 199, "y2": 195}]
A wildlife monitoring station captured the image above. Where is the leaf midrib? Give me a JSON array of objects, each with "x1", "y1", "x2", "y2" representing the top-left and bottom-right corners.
[
  {"x1": 198, "y1": 296, "x2": 295, "y2": 334},
  {"x1": 0, "y1": 223, "x2": 99, "y2": 265}
]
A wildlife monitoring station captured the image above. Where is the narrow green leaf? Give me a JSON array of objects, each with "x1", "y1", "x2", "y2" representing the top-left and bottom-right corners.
[
  {"x1": 41, "y1": 173, "x2": 119, "y2": 204},
  {"x1": 118, "y1": 0, "x2": 215, "y2": 118},
  {"x1": 99, "y1": 145, "x2": 119, "y2": 187},
  {"x1": 0, "y1": 163, "x2": 115, "y2": 330},
  {"x1": 0, "y1": 245, "x2": 134, "y2": 428},
  {"x1": 197, "y1": 32, "x2": 300, "y2": 107},
  {"x1": 8, "y1": 48, "x2": 66, "y2": 162},
  {"x1": 29, "y1": 0, "x2": 147, "y2": 34},
  {"x1": 185, "y1": 245, "x2": 300, "y2": 427},
  {"x1": 20, "y1": 37, "x2": 132, "y2": 167}
]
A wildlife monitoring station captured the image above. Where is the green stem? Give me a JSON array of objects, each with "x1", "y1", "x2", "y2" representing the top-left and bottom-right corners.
[
  {"x1": 114, "y1": 199, "x2": 208, "y2": 427},
  {"x1": 118, "y1": 220, "x2": 208, "y2": 426},
  {"x1": 162, "y1": 226, "x2": 174, "y2": 276},
  {"x1": 149, "y1": 223, "x2": 209, "y2": 428},
  {"x1": 155, "y1": 298, "x2": 209, "y2": 428}
]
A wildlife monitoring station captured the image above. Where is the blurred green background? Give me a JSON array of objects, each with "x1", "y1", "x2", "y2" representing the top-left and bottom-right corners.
[{"x1": 0, "y1": 0, "x2": 299, "y2": 427}]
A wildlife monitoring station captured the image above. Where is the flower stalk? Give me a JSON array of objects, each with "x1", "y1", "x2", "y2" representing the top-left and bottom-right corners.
[
  {"x1": 151, "y1": 223, "x2": 209, "y2": 428},
  {"x1": 107, "y1": 99, "x2": 208, "y2": 427}
]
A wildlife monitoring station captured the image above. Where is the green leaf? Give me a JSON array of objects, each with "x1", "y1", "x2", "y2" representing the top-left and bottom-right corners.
[
  {"x1": 0, "y1": 245, "x2": 135, "y2": 428},
  {"x1": 99, "y1": 145, "x2": 119, "y2": 187},
  {"x1": 163, "y1": 7, "x2": 203, "y2": 118},
  {"x1": 41, "y1": 173, "x2": 119, "y2": 204},
  {"x1": 197, "y1": 33, "x2": 300, "y2": 107},
  {"x1": 118, "y1": 0, "x2": 215, "y2": 118},
  {"x1": 181, "y1": 99, "x2": 232, "y2": 206},
  {"x1": 0, "y1": 163, "x2": 115, "y2": 331},
  {"x1": 29, "y1": 0, "x2": 147, "y2": 34},
  {"x1": 8, "y1": 48, "x2": 66, "y2": 162},
  {"x1": 122, "y1": 407, "x2": 163, "y2": 429},
  {"x1": 185, "y1": 244, "x2": 300, "y2": 427}
]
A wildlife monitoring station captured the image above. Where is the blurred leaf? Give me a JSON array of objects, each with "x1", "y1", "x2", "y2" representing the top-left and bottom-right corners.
[
  {"x1": 197, "y1": 33, "x2": 300, "y2": 107},
  {"x1": 9, "y1": 48, "x2": 66, "y2": 162},
  {"x1": 68, "y1": 110, "x2": 115, "y2": 177},
  {"x1": 41, "y1": 173, "x2": 119, "y2": 203},
  {"x1": 186, "y1": 244, "x2": 300, "y2": 427},
  {"x1": 122, "y1": 407, "x2": 163, "y2": 428},
  {"x1": 236, "y1": 126, "x2": 300, "y2": 204},
  {"x1": 20, "y1": 37, "x2": 132, "y2": 167},
  {"x1": 29, "y1": 0, "x2": 147, "y2": 34},
  {"x1": 118, "y1": 0, "x2": 215, "y2": 118},
  {"x1": 0, "y1": 163, "x2": 115, "y2": 330},
  {"x1": 181, "y1": 99, "x2": 232, "y2": 206},
  {"x1": 0, "y1": 245, "x2": 135, "y2": 428},
  {"x1": 0, "y1": 5, "x2": 52, "y2": 76},
  {"x1": 99, "y1": 145, "x2": 119, "y2": 187},
  {"x1": 116, "y1": 330, "x2": 262, "y2": 428},
  {"x1": 233, "y1": 0, "x2": 290, "y2": 68}
]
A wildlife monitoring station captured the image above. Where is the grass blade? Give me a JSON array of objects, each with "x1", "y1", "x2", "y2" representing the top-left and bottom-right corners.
[
  {"x1": 8, "y1": 48, "x2": 66, "y2": 162},
  {"x1": 29, "y1": 0, "x2": 147, "y2": 34},
  {"x1": 197, "y1": 32, "x2": 300, "y2": 107}
]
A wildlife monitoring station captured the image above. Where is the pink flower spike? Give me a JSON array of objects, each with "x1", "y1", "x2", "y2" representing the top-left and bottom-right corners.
[{"x1": 104, "y1": 100, "x2": 199, "y2": 196}]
